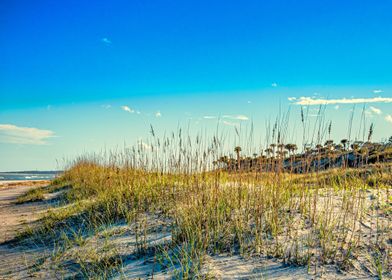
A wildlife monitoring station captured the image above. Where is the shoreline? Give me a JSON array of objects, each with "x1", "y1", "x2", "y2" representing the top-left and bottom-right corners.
[{"x1": 0, "y1": 180, "x2": 50, "y2": 188}]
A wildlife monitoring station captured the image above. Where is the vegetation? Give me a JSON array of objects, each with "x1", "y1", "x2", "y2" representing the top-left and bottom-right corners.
[
  {"x1": 7, "y1": 117, "x2": 392, "y2": 278},
  {"x1": 216, "y1": 139, "x2": 392, "y2": 173},
  {"x1": 16, "y1": 188, "x2": 45, "y2": 204}
]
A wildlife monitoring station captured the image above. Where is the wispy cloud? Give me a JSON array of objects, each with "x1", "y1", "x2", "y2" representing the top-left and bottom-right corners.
[
  {"x1": 121, "y1": 105, "x2": 134, "y2": 113},
  {"x1": 101, "y1": 37, "x2": 112, "y2": 45},
  {"x1": 0, "y1": 124, "x2": 55, "y2": 145},
  {"x1": 203, "y1": 115, "x2": 249, "y2": 121},
  {"x1": 288, "y1": 97, "x2": 296, "y2": 101},
  {"x1": 369, "y1": 106, "x2": 382, "y2": 115},
  {"x1": 373, "y1": 89, "x2": 383, "y2": 94},
  {"x1": 222, "y1": 120, "x2": 238, "y2": 126},
  {"x1": 223, "y1": 115, "x2": 249, "y2": 121},
  {"x1": 138, "y1": 140, "x2": 152, "y2": 150},
  {"x1": 385, "y1": 115, "x2": 392, "y2": 124},
  {"x1": 155, "y1": 111, "x2": 162, "y2": 117},
  {"x1": 291, "y1": 96, "x2": 392, "y2": 106},
  {"x1": 334, "y1": 105, "x2": 340, "y2": 110},
  {"x1": 271, "y1": 82, "x2": 278, "y2": 87},
  {"x1": 101, "y1": 104, "x2": 111, "y2": 109}
]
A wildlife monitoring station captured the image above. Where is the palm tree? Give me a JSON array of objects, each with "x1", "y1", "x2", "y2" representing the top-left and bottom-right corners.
[
  {"x1": 292, "y1": 144, "x2": 298, "y2": 163},
  {"x1": 351, "y1": 143, "x2": 360, "y2": 167},
  {"x1": 284, "y1": 144, "x2": 297, "y2": 171},
  {"x1": 270, "y1": 144, "x2": 276, "y2": 158},
  {"x1": 360, "y1": 147, "x2": 369, "y2": 166},
  {"x1": 284, "y1": 144, "x2": 292, "y2": 155},
  {"x1": 315, "y1": 144, "x2": 323, "y2": 171},
  {"x1": 324, "y1": 140, "x2": 334, "y2": 149},
  {"x1": 338, "y1": 139, "x2": 348, "y2": 168},
  {"x1": 372, "y1": 143, "x2": 382, "y2": 163},
  {"x1": 234, "y1": 146, "x2": 242, "y2": 170},
  {"x1": 258, "y1": 155, "x2": 266, "y2": 172},
  {"x1": 340, "y1": 139, "x2": 348, "y2": 150},
  {"x1": 265, "y1": 148, "x2": 273, "y2": 158}
]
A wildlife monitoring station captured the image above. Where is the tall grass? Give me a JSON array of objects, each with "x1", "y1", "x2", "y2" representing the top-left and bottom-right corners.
[{"x1": 15, "y1": 111, "x2": 392, "y2": 279}]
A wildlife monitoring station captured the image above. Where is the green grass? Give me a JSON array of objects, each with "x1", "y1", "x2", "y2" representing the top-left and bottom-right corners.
[
  {"x1": 16, "y1": 188, "x2": 45, "y2": 204},
  {"x1": 13, "y1": 140, "x2": 392, "y2": 278}
]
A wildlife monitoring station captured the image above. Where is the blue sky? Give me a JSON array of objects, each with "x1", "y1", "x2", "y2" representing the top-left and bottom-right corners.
[{"x1": 1, "y1": 0, "x2": 392, "y2": 171}]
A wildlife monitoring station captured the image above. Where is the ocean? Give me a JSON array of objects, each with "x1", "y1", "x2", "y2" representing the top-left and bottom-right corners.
[{"x1": 0, "y1": 171, "x2": 61, "y2": 181}]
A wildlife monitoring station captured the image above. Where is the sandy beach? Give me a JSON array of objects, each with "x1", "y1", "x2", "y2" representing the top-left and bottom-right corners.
[{"x1": 0, "y1": 180, "x2": 50, "y2": 189}]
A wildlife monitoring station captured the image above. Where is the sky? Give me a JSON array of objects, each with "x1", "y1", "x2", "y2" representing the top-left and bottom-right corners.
[{"x1": 1, "y1": 0, "x2": 392, "y2": 171}]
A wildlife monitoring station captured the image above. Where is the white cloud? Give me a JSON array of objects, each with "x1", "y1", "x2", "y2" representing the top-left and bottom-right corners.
[
  {"x1": 334, "y1": 105, "x2": 340, "y2": 110},
  {"x1": 0, "y1": 124, "x2": 55, "y2": 145},
  {"x1": 271, "y1": 82, "x2": 278, "y2": 87},
  {"x1": 101, "y1": 37, "x2": 112, "y2": 45},
  {"x1": 155, "y1": 111, "x2": 162, "y2": 117},
  {"x1": 369, "y1": 106, "x2": 382, "y2": 115},
  {"x1": 223, "y1": 115, "x2": 249, "y2": 121},
  {"x1": 121, "y1": 105, "x2": 134, "y2": 113},
  {"x1": 222, "y1": 120, "x2": 238, "y2": 126},
  {"x1": 288, "y1": 97, "x2": 296, "y2": 101},
  {"x1": 373, "y1": 89, "x2": 383, "y2": 94},
  {"x1": 292, "y1": 96, "x2": 392, "y2": 106},
  {"x1": 203, "y1": 115, "x2": 248, "y2": 121},
  {"x1": 385, "y1": 115, "x2": 392, "y2": 123},
  {"x1": 138, "y1": 140, "x2": 152, "y2": 150}
]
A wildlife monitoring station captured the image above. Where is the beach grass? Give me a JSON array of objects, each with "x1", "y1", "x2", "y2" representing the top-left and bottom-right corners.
[
  {"x1": 9, "y1": 116, "x2": 392, "y2": 278},
  {"x1": 14, "y1": 153, "x2": 391, "y2": 278}
]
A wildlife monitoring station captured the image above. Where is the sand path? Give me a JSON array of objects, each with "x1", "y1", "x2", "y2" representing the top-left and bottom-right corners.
[
  {"x1": 0, "y1": 183, "x2": 50, "y2": 243},
  {"x1": 0, "y1": 182, "x2": 56, "y2": 279}
]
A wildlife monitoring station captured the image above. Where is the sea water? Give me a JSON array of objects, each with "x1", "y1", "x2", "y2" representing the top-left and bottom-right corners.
[{"x1": 0, "y1": 171, "x2": 60, "y2": 181}]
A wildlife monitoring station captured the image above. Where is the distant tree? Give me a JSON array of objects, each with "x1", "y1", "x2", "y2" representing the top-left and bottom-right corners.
[
  {"x1": 218, "y1": 156, "x2": 229, "y2": 169},
  {"x1": 315, "y1": 144, "x2": 323, "y2": 170},
  {"x1": 292, "y1": 144, "x2": 298, "y2": 154},
  {"x1": 351, "y1": 143, "x2": 359, "y2": 151},
  {"x1": 339, "y1": 140, "x2": 348, "y2": 168},
  {"x1": 324, "y1": 140, "x2": 334, "y2": 148},
  {"x1": 270, "y1": 144, "x2": 276, "y2": 157},
  {"x1": 360, "y1": 147, "x2": 369, "y2": 165},
  {"x1": 340, "y1": 139, "x2": 348, "y2": 150},
  {"x1": 265, "y1": 148, "x2": 273, "y2": 158}
]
